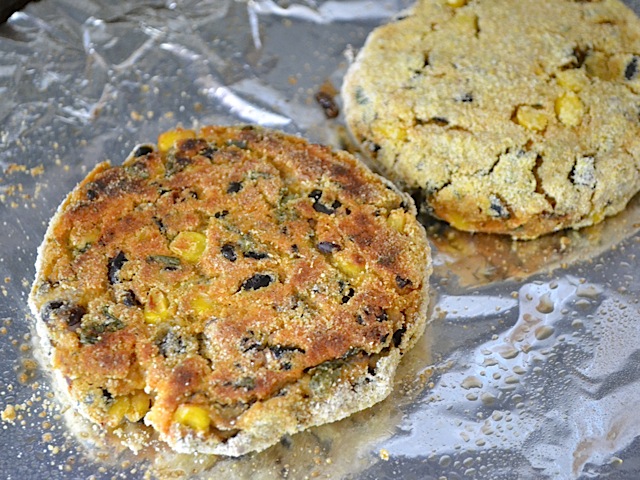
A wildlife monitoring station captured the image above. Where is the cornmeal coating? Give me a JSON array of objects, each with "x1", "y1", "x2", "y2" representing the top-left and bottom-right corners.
[
  {"x1": 342, "y1": 0, "x2": 640, "y2": 239},
  {"x1": 29, "y1": 126, "x2": 431, "y2": 456}
]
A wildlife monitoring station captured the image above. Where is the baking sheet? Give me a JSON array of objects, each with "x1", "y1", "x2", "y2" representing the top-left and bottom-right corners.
[{"x1": 1, "y1": 0, "x2": 639, "y2": 478}]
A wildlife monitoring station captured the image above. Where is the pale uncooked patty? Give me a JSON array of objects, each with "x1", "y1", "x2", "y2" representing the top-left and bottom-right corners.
[
  {"x1": 29, "y1": 125, "x2": 431, "y2": 456},
  {"x1": 342, "y1": 0, "x2": 640, "y2": 239}
]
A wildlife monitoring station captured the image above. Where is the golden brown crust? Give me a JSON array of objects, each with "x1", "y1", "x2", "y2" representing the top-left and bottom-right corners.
[
  {"x1": 342, "y1": 0, "x2": 640, "y2": 239},
  {"x1": 29, "y1": 126, "x2": 431, "y2": 455}
]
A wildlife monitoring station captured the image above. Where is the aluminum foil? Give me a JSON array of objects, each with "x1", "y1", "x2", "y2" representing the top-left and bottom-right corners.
[{"x1": 1, "y1": 1, "x2": 639, "y2": 478}]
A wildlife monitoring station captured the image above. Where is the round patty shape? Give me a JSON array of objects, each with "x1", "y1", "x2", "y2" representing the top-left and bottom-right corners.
[
  {"x1": 29, "y1": 126, "x2": 431, "y2": 456},
  {"x1": 342, "y1": 0, "x2": 640, "y2": 239}
]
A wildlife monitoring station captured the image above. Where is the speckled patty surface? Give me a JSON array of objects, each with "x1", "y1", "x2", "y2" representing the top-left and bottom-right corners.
[
  {"x1": 342, "y1": 0, "x2": 640, "y2": 239},
  {"x1": 28, "y1": 126, "x2": 431, "y2": 456}
]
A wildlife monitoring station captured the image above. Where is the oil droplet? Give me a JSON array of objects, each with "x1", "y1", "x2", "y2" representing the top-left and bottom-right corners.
[
  {"x1": 481, "y1": 392, "x2": 496, "y2": 405},
  {"x1": 461, "y1": 376, "x2": 483, "y2": 389},
  {"x1": 536, "y1": 293, "x2": 554, "y2": 314},
  {"x1": 576, "y1": 284, "x2": 601, "y2": 299},
  {"x1": 498, "y1": 346, "x2": 519, "y2": 359},
  {"x1": 439, "y1": 455, "x2": 452, "y2": 467},
  {"x1": 535, "y1": 325, "x2": 555, "y2": 340}
]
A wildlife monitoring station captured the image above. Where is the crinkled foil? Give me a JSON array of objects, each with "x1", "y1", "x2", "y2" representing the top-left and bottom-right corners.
[{"x1": 1, "y1": 1, "x2": 639, "y2": 479}]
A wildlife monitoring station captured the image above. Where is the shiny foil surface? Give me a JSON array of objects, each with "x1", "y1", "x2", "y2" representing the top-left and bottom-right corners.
[{"x1": 1, "y1": 1, "x2": 639, "y2": 479}]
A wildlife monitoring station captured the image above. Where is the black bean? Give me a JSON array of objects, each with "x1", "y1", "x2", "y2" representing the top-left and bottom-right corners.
[
  {"x1": 199, "y1": 146, "x2": 217, "y2": 159},
  {"x1": 376, "y1": 310, "x2": 388, "y2": 322},
  {"x1": 308, "y1": 190, "x2": 323, "y2": 202},
  {"x1": 102, "y1": 388, "x2": 113, "y2": 401},
  {"x1": 133, "y1": 145, "x2": 154, "y2": 157},
  {"x1": 214, "y1": 210, "x2": 229, "y2": 218},
  {"x1": 341, "y1": 287, "x2": 355, "y2": 304},
  {"x1": 244, "y1": 251, "x2": 269, "y2": 260},
  {"x1": 489, "y1": 195, "x2": 510, "y2": 219},
  {"x1": 331, "y1": 200, "x2": 342, "y2": 209},
  {"x1": 86, "y1": 189, "x2": 98, "y2": 201},
  {"x1": 317, "y1": 241, "x2": 341, "y2": 254},
  {"x1": 41, "y1": 301, "x2": 86, "y2": 328},
  {"x1": 625, "y1": 56, "x2": 638, "y2": 80},
  {"x1": 221, "y1": 244, "x2": 237, "y2": 262},
  {"x1": 393, "y1": 327, "x2": 406, "y2": 347},
  {"x1": 313, "y1": 202, "x2": 336, "y2": 215},
  {"x1": 395, "y1": 275, "x2": 413, "y2": 289},
  {"x1": 227, "y1": 181, "x2": 243, "y2": 194},
  {"x1": 241, "y1": 273, "x2": 274, "y2": 291},
  {"x1": 356, "y1": 314, "x2": 365, "y2": 325},
  {"x1": 269, "y1": 344, "x2": 305, "y2": 358},
  {"x1": 430, "y1": 117, "x2": 449, "y2": 126},
  {"x1": 122, "y1": 290, "x2": 140, "y2": 307},
  {"x1": 108, "y1": 251, "x2": 128, "y2": 285},
  {"x1": 380, "y1": 333, "x2": 389, "y2": 344},
  {"x1": 458, "y1": 92, "x2": 474, "y2": 103}
]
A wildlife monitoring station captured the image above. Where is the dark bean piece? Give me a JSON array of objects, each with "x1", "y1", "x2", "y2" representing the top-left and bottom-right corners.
[
  {"x1": 317, "y1": 241, "x2": 341, "y2": 254},
  {"x1": 241, "y1": 273, "x2": 274, "y2": 291},
  {"x1": 86, "y1": 189, "x2": 98, "y2": 201},
  {"x1": 269, "y1": 344, "x2": 305, "y2": 358},
  {"x1": 356, "y1": 314, "x2": 365, "y2": 325},
  {"x1": 281, "y1": 362, "x2": 292, "y2": 371},
  {"x1": 315, "y1": 91, "x2": 339, "y2": 118},
  {"x1": 214, "y1": 210, "x2": 229, "y2": 219},
  {"x1": 133, "y1": 145, "x2": 154, "y2": 157},
  {"x1": 102, "y1": 388, "x2": 113, "y2": 401},
  {"x1": 341, "y1": 287, "x2": 355, "y2": 304},
  {"x1": 308, "y1": 190, "x2": 323, "y2": 202},
  {"x1": 313, "y1": 202, "x2": 336, "y2": 215},
  {"x1": 221, "y1": 244, "x2": 237, "y2": 262},
  {"x1": 227, "y1": 181, "x2": 243, "y2": 194},
  {"x1": 108, "y1": 251, "x2": 128, "y2": 285},
  {"x1": 458, "y1": 92, "x2": 473, "y2": 103},
  {"x1": 244, "y1": 251, "x2": 269, "y2": 260},
  {"x1": 625, "y1": 56, "x2": 638, "y2": 80},
  {"x1": 331, "y1": 200, "x2": 342, "y2": 209},
  {"x1": 41, "y1": 301, "x2": 86, "y2": 328},
  {"x1": 291, "y1": 244, "x2": 299, "y2": 253},
  {"x1": 380, "y1": 333, "x2": 389, "y2": 344},
  {"x1": 122, "y1": 289, "x2": 140, "y2": 307},
  {"x1": 376, "y1": 310, "x2": 388, "y2": 322},
  {"x1": 393, "y1": 327, "x2": 407, "y2": 347},
  {"x1": 200, "y1": 147, "x2": 217, "y2": 159},
  {"x1": 395, "y1": 275, "x2": 413, "y2": 289}
]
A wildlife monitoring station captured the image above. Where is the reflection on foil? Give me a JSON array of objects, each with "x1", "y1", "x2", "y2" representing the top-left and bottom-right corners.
[{"x1": 249, "y1": 0, "x2": 409, "y2": 24}]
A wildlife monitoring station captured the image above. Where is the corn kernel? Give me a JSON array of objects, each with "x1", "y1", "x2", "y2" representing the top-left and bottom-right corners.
[
  {"x1": 386, "y1": 210, "x2": 406, "y2": 233},
  {"x1": 556, "y1": 70, "x2": 587, "y2": 92},
  {"x1": 173, "y1": 404, "x2": 211, "y2": 432},
  {"x1": 125, "y1": 391, "x2": 151, "y2": 423},
  {"x1": 157, "y1": 129, "x2": 196, "y2": 154},
  {"x1": 191, "y1": 293, "x2": 216, "y2": 318},
  {"x1": 107, "y1": 396, "x2": 130, "y2": 427},
  {"x1": 447, "y1": 0, "x2": 467, "y2": 7},
  {"x1": 333, "y1": 254, "x2": 365, "y2": 280},
  {"x1": 170, "y1": 231, "x2": 207, "y2": 263},
  {"x1": 555, "y1": 92, "x2": 584, "y2": 127},
  {"x1": 144, "y1": 288, "x2": 170, "y2": 324},
  {"x1": 515, "y1": 106, "x2": 548, "y2": 131},
  {"x1": 449, "y1": 12, "x2": 478, "y2": 34}
]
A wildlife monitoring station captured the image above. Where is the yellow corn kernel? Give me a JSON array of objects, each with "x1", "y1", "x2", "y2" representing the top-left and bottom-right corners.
[
  {"x1": 191, "y1": 293, "x2": 216, "y2": 318},
  {"x1": 170, "y1": 231, "x2": 207, "y2": 263},
  {"x1": 555, "y1": 92, "x2": 584, "y2": 127},
  {"x1": 173, "y1": 404, "x2": 211, "y2": 432},
  {"x1": 556, "y1": 70, "x2": 587, "y2": 92},
  {"x1": 157, "y1": 129, "x2": 196, "y2": 154},
  {"x1": 449, "y1": 12, "x2": 478, "y2": 35},
  {"x1": 446, "y1": 0, "x2": 467, "y2": 7},
  {"x1": 515, "y1": 106, "x2": 548, "y2": 132},
  {"x1": 333, "y1": 254, "x2": 365, "y2": 280},
  {"x1": 107, "y1": 396, "x2": 130, "y2": 427},
  {"x1": 144, "y1": 288, "x2": 170, "y2": 324},
  {"x1": 125, "y1": 391, "x2": 151, "y2": 423},
  {"x1": 386, "y1": 210, "x2": 406, "y2": 233}
]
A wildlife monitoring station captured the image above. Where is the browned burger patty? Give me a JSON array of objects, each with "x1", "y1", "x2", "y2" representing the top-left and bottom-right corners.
[{"x1": 29, "y1": 125, "x2": 432, "y2": 456}]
